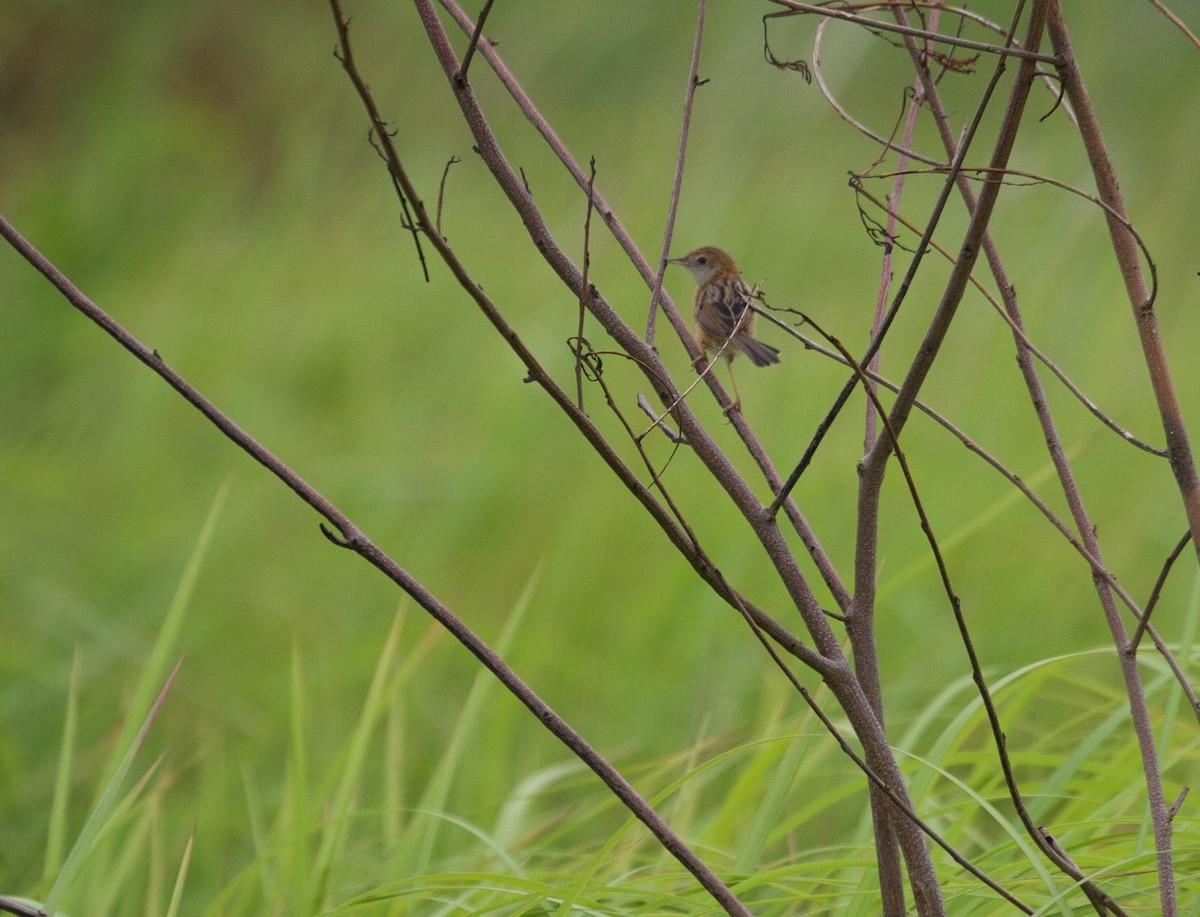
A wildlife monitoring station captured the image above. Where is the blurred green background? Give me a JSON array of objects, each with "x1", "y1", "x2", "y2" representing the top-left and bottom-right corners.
[{"x1": 3, "y1": 1, "x2": 1200, "y2": 912}]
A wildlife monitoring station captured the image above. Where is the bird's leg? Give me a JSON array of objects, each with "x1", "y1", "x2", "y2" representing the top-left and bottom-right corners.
[{"x1": 723, "y1": 355, "x2": 743, "y2": 415}]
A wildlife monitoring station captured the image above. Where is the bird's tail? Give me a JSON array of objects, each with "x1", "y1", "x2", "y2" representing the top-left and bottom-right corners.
[{"x1": 736, "y1": 335, "x2": 781, "y2": 367}]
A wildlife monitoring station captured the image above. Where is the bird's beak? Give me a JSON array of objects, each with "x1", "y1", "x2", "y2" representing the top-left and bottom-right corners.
[{"x1": 665, "y1": 256, "x2": 683, "y2": 265}]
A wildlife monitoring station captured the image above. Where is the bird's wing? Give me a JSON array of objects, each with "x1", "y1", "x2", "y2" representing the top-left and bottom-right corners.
[{"x1": 696, "y1": 279, "x2": 752, "y2": 340}]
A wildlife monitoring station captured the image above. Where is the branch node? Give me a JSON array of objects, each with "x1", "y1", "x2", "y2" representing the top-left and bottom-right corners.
[
  {"x1": 320, "y1": 523, "x2": 355, "y2": 549},
  {"x1": 1168, "y1": 786, "x2": 1189, "y2": 821}
]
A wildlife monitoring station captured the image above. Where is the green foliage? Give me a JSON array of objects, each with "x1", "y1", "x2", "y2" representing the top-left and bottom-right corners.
[
  {"x1": 4, "y1": 2, "x2": 1200, "y2": 914},
  {"x1": 12, "y1": 561, "x2": 1200, "y2": 913}
]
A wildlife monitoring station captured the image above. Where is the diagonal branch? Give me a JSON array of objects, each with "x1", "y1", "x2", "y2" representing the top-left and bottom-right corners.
[
  {"x1": 765, "y1": 0, "x2": 1058, "y2": 63},
  {"x1": 1044, "y1": 6, "x2": 1193, "y2": 908},
  {"x1": 0, "y1": 206, "x2": 752, "y2": 917},
  {"x1": 646, "y1": 0, "x2": 706, "y2": 347},
  {"x1": 434, "y1": 0, "x2": 853, "y2": 615},
  {"x1": 5, "y1": 202, "x2": 771, "y2": 914}
]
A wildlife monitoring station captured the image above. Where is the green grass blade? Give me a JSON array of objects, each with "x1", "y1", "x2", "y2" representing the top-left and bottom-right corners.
[
  {"x1": 44, "y1": 656, "x2": 184, "y2": 912},
  {"x1": 164, "y1": 829, "x2": 195, "y2": 917},
  {"x1": 309, "y1": 612, "x2": 403, "y2": 910},
  {"x1": 94, "y1": 477, "x2": 229, "y2": 797},
  {"x1": 43, "y1": 647, "x2": 81, "y2": 887},
  {"x1": 394, "y1": 564, "x2": 542, "y2": 875}
]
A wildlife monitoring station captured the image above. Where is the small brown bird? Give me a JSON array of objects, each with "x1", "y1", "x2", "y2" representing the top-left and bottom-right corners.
[{"x1": 667, "y1": 246, "x2": 780, "y2": 412}]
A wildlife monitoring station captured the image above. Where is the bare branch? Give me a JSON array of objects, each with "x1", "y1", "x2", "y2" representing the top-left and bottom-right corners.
[
  {"x1": 1, "y1": 205, "x2": 756, "y2": 912},
  {"x1": 647, "y1": 0, "x2": 706, "y2": 346},
  {"x1": 435, "y1": 154, "x2": 460, "y2": 237},
  {"x1": 331, "y1": 17, "x2": 429, "y2": 280},
  {"x1": 435, "y1": 0, "x2": 853, "y2": 616},
  {"x1": 454, "y1": 0, "x2": 495, "y2": 82},
  {"x1": 574, "y1": 157, "x2": 598, "y2": 411},
  {"x1": 766, "y1": 0, "x2": 1058, "y2": 63},
  {"x1": 1145, "y1": 0, "x2": 1200, "y2": 49},
  {"x1": 849, "y1": 174, "x2": 1165, "y2": 458},
  {"x1": 1046, "y1": 6, "x2": 1191, "y2": 908}
]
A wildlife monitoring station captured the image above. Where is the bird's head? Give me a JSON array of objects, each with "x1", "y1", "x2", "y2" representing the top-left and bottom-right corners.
[{"x1": 666, "y1": 246, "x2": 740, "y2": 285}]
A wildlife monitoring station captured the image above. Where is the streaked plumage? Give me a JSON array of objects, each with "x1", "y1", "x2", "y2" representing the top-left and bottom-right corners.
[{"x1": 667, "y1": 246, "x2": 780, "y2": 411}]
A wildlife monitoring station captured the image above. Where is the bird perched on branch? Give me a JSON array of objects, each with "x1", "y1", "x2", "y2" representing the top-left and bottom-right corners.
[{"x1": 666, "y1": 246, "x2": 780, "y2": 412}]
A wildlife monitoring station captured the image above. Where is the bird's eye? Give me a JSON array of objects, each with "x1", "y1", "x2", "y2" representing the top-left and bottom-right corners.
[{"x1": 697, "y1": 256, "x2": 707, "y2": 265}]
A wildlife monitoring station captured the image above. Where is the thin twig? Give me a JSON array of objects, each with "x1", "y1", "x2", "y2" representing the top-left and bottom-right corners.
[
  {"x1": 455, "y1": 0, "x2": 495, "y2": 82},
  {"x1": 435, "y1": 0, "x2": 853, "y2": 617},
  {"x1": 647, "y1": 0, "x2": 706, "y2": 346},
  {"x1": 810, "y1": 16, "x2": 943, "y2": 168},
  {"x1": 1129, "y1": 531, "x2": 1192, "y2": 655},
  {"x1": 849, "y1": 174, "x2": 1165, "y2": 458},
  {"x1": 435, "y1": 154, "x2": 460, "y2": 237},
  {"x1": 767, "y1": 4, "x2": 1014, "y2": 518},
  {"x1": 636, "y1": 394, "x2": 686, "y2": 444},
  {"x1": 765, "y1": 0, "x2": 1058, "y2": 63},
  {"x1": 334, "y1": 25, "x2": 429, "y2": 281},
  {"x1": 1145, "y1": 0, "x2": 1200, "y2": 49},
  {"x1": 0, "y1": 898, "x2": 47, "y2": 917},
  {"x1": 575, "y1": 157, "x2": 597, "y2": 411},
  {"x1": 1047, "y1": 6, "x2": 1185, "y2": 909}
]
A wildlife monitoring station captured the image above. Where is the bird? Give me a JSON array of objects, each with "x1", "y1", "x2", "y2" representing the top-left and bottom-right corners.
[{"x1": 666, "y1": 246, "x2": 780, "y2": 412}]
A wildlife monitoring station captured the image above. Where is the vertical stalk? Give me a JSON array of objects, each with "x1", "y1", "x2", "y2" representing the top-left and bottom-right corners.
[{"x1": 1045, "y1": 4, "x2": 1181, "y2": 910}]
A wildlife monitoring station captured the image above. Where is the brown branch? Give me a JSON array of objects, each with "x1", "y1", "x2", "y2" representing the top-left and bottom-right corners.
[
  {"x1": 454, "y1": 0, "x2": 495, "y2": 82},
  {"x1": 849, "y1": 174, "x2": 1165, "y2": 458},
  {"x1": 411, "y1": 1, "x2": 957, "y2": 908},
  {"x1": 574, "y1": 157, "x2": 597, "y2": 411},
  {"x1": 765, "y1": 0, "x2": 1059, "y2": 63},
  {"x1": 0, "y1": 204, "x2": 753, "y2": 914},
  {"x1": 809, "y1": 16, "x2": 943, "y2": 168},
  {"x1": 767, "y1": 1, "x2": 1018, "y2": 518},
  {"x1": 853, "y1": 26, "x2": 933, "y2": 910},
  {"x1": 434, "y1": 0, "x2": 853, "y2": 616},
  {"x1": 435, "y1": 154, "x2": 460, "y2": 237},
  {"x1": 1130, "y1": 531, "x2": 1192, "y2": 654},
  {"x1": 0, "y1": 896, "x2": 47, "y2": 917},
  {"x1": 647, "y1": 0, "x2": 706, "y2": 346},
  {"x1": 1044, "y1": 5, "x2": 1184, "y2": 910},
  {"x1": 335, "y1": 31, "x2": 429, "y2": 281},
  {"x1": 1145, "y1": 0, "x2": 1200, "y2": 48}
]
